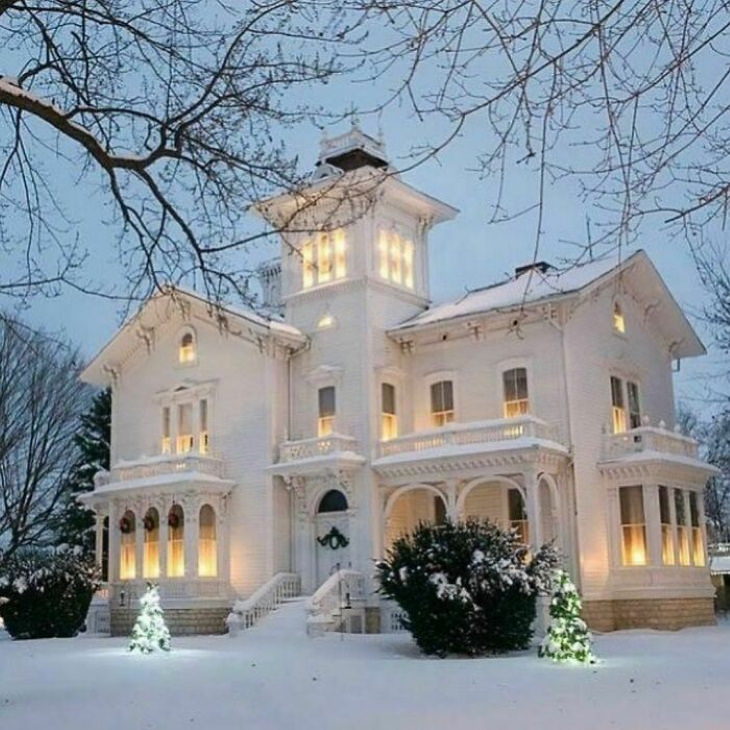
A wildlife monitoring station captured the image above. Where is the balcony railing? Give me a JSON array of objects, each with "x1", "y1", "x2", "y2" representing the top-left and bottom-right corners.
[
  {"x1": 278, "y1": 433, "x2": 359, "y2": 463},
  {"x1": 95, "y1": 453, "x2": 225, "y2": 487},
  {"x1": 377, "y1": 415, "x2": 561, "y2": 459},
  {"x1": 601, "y1": 424, "x2": 699, "y2": 461}
]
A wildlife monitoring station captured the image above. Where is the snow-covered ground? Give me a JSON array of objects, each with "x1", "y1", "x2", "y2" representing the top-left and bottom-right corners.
[{"x1": 1, "y1": 601, "x2": 728, "y2": 730}]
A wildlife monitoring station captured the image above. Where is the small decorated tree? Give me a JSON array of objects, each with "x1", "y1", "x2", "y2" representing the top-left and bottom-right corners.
[
  {"x1": 129, "y1": 583, "x2": 171, "y2": 654},
  {"x1": 539, "y1": 569, "x2": 595, "y2": 664}
]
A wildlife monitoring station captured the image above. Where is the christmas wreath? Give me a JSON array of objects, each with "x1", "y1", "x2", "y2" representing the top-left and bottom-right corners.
[
  {"x1": 168, "y1": 512, "x2": 180, "y2": 529},
  {"x1": 316, "y1": 526, "x2": 349, "y2": 550},
  {"x1": 119, "y1": 516, "x2": 132, "y2": 534},
  {"x1": 143, "y1": 515, "x2": 157, "y2": 532}
]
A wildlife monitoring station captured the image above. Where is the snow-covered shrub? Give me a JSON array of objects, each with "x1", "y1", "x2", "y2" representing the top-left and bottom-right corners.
[
  {"x1": 377, "y1": 519, "x2": 559, "y2": 656},
  {"x1": 539, "y1": 569, "x2": 596, "y2": 664},
  {"x1": 0, "y1": 549, "x2": 101, "y2": 639}
]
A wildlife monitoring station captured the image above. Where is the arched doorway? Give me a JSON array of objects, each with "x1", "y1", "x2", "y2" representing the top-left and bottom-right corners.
[
  {"x1": 314, "y1": 489, "x2": 350, "y2": 586},
  {"x1": 384, "y1": 485, "x2": 447, "y2": 552},
  {"x1": 459, "y1": 479, "x2": 529, "y2": 544}
]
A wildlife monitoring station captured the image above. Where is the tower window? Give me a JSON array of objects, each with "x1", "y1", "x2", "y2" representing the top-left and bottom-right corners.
[
  {"x1": 302, "y1": 230, "x2": 346, "y2": 288},
  {"x1": 378, "y1": 230, "x2": 415, "y2": 289},
  {"x1": 179, "y1": 332, "x2": 196, "y2": 364},
  {"x1": 318, "y1": 386, "x2": 336, "y2": 437}
]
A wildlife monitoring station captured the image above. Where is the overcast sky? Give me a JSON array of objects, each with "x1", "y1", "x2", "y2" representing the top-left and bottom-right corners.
[{"x1": 13, "y1": 64, "x2": 727, "y2": 414}]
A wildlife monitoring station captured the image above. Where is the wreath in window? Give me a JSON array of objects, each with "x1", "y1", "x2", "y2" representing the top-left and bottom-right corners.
[
  {"x1": 143, "y1": 515, "x2": 157, "y2": 532},
  {"x1": 119, "y1": 516, "x2": 132, "y2": 534},
  {"x1": 168, "y1": 512, "x2": 181, "y2": 529},
  {"x1": 317, "y1": 526, "x2": 349, "y2": 550}
]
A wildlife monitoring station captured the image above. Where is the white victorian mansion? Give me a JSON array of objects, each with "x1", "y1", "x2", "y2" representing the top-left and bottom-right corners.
[{"x1": 81, "y1": 127, "x2": 718, "y2": 636}]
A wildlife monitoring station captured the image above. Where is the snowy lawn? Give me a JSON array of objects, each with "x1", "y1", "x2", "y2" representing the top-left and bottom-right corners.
[{"x1": 1, "y1": 612, "x2": 728, "y2": 730}]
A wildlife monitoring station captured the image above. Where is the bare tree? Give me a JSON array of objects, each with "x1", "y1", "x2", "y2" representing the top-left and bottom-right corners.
[
  {"x1": 0, "y1": 0, "x2": 360, "y2": 305},
  {"x1": 348, "y1": 0, "x2": 730, "y2": 261},
  {"x1": 0, "y1": 313, "x2": 88, "y2": 558}
]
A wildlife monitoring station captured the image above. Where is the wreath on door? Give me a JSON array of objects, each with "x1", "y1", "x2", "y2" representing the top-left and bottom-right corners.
[{"x1": 317, "y1": 526, "x2": 349, "y2": 550}]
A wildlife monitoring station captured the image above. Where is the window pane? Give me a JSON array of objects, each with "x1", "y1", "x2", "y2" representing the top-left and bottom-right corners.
[
  {"x1": 378, "y1": 231, "x2": 390, "y2": 279},
  {"x1": 689, "y1": 491, "x2": 699, "y2": 527},
  {"x1": 610, "y1": 376, "x2": 624, "y2": 408},
  {"x1": 382, "y1": 383, "x2": 396, "y2": 415},
  {"x1": 302, "y1": 240, "x2": 315, "y2": 288},
  {"x1": 334, "y1": 229, "x2": 346, "y2": 279},
  {"x1": 659, "y1": 485, "x2": 671, "y2": 524},
  {"x1": 143, "y1": 509, "x2": 160, "y2": 579},
  {"x1": 167, "y1": 506, "x2": 185, "y2": 577},
  {"x1": 198, "y1": 505, "x2": 217, "y2": 577},
  {"x1": 619, "y1": 486, "x2": 646, "y2": 566},
  {"x1": 403, "y1": 240, "x2": 414, "y2": 288},
  {"x1": 120, "y1": 511, "x2": 136, "y2": 579},
  {"x1": 318, "y1": 386, "x2": 335, "y2": 417},
  {"x1": 674, "y1": 489, "x2": 686, "y2": 524},
  {"x1": 318, "y1": 233, "x2": 332, "y2": 282},
  {"x1": 627, "y1": 382, "x2": 641, "y2": 429},
  {"x1": 508, "y1": 489, "x2": 527, "y2": 521},
  {"x1": 390, "y1": 236, "x2": 402, "y2": 283},
  {"x1": 620, "y1": 485, "x2": 645, "y2": 524}
]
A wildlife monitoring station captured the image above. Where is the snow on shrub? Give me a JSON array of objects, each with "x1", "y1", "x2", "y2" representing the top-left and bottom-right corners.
[
  {"x1": 0, "y1": 548, "x2": 101, "y2": 639},
  {"x1": 377, "y1": 519, "x2": 559, "y2": 656}
]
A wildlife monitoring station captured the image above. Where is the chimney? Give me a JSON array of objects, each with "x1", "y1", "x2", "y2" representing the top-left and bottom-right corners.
[{"x1": 514, "y1": 261, "x2": 553, "y2": 278}]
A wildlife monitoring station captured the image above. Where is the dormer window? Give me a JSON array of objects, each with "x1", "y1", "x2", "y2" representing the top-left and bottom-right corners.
[
  {"x1": 179, "y1": 331, "x2": 196, "y2": 363},
  {"x1": 378, "y1": 230, "x2": 414, "y2": 289},
  {"x1": 302, "y1": 230, "x2": 346, "y2": 288},
  {"x1": 613, "y1": 302, "x2": 626, "y2": 334}
]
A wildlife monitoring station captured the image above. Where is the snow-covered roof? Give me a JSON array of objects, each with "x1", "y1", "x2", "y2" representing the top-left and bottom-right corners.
[{"x1": 392, "y1": 253, "x2": 632, "y2": 331}]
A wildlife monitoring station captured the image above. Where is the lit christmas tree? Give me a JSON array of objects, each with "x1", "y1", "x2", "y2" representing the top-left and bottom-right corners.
[
  {"x1": 539, "y1": 570, "x2": 596, "y2": 664},
  {"x1": 129, "y1": 583, "x2": 171, "y2": 654}
]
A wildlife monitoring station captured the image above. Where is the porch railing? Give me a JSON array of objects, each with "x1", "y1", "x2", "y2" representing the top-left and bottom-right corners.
[
  {"x1": 279, "y1": 433, "x2": 359, "y2": 463},
  {"x1": 95, "y1": 453, "x2": 225, "y2": 487},
  {"x1": 602, "y1": 424, "x2": 699, "y2": 461},
  {"x1": 377, "y1": 415, "x2": 561, "y2": 459},
  {"x1": 226, "y1": 572, "x2": 301, "y2": 636},
  {"x1": 306, "y1": 569, "x2": 366, "y2": 636}
]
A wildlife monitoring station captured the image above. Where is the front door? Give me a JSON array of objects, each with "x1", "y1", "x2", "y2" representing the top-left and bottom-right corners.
[{"x1": 315, "y1": 510, "x2": 350, "y2": 587}]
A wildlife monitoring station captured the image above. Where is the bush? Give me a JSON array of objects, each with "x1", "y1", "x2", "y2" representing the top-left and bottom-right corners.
[
  {"x1": 377, "y1": 519, "x2": 558, "y2": 656},
  {"x1": 0, "y1": 549, "x2": 101, "y2": 639}
]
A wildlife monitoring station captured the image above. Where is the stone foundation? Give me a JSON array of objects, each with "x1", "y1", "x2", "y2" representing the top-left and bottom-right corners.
[
  {"x1": 110, "y1": 606, "x2": 230, "y2": 636},
  {"x1": 582, "y1": 597, "x2": 716, "y2": 632}
]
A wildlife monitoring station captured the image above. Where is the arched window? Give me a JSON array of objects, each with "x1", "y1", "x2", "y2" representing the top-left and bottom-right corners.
[
  {"x1": 179, "y1": 331, "x2": 196, "y2": 364},
  {"x1": 317, "y1": 489, "x2": 348, "y2": 513},
  {"x1": 613, "y1": 301, "x2": 626, "y2": 334},
  {"x1": 167, "y1": 504, "x2": 185, "y2": 577},
  {"x1": 198, "y1": 505, "x2": 217, "y2": 577},
  {"x1": 143, "y1": 508, "x2": 160, "y2": 578},
  {"x1": 119, "y1": 510, "x2": 136, "y2": 579}
]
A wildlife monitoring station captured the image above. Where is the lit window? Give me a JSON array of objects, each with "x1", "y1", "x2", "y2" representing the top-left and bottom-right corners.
[
  {"x1": 318, "y1": 386, "x2": 336, "y2": 437},
  {"x1": 179, "y1": 332, "x2": 196, "y2": 364},
  {"x1": 143, "y1": 508, "x2": 160, "y2": 579},
  {"x1": 378, "y1": 230, "x2": 415, "y2": 289},
  {"x1": 619, "y1": 485, "x2": 647, "y2": 566},
  {"x1": 610, "y1": 376, "x2": 627, "y2": 434},
  {"x1": 177, "y1": 403, "x2": 194, "y2": 453},
  {"x1": 119, "y1": 510, "x2": 136, "y2": 579},
  {"x1": 161, "y1": 406, "x2": 172, "y2": 454},
  {"x1": 301, "y1": 230, "x2": 346, "y2": 288},
  {"x1": 430, "y1": 380, "x2": 454, "y2": 427},
  {"x1": 317, "y1": 312, "x2": 335, "y2": 329},
  {"x1": 199, "y1": 399, "x2": 209, "y2": 455},
  {"x1": 689, "y1": 491, "x2": 705, "y2": 566},
  {"x1": 167, "y1": 505, "x2": 185, "y2": 577},
  {"x1": 503, "y1": 368, "x2": 529, "y2": 418},
  {"x1": 508, "y1": 489, "x2": 529, "y2": 545},
  {"x1": 627, "y1": 381, "x2": 641, "y2": 429},
  {"x1": 613, "y1": 302, "x2": 626, "y2": 334},
  {"x1": 381, "y1": 383, "x2": 398, "y2": 441},
  {"x1": 198, "y1": 505, "x2": 217, "y2": 577},
  {"x1": 675, "y1": 489, "x2": 691, "y2": 566},
  {"x1": 659, "y1": 486, "x2": 675, "y2": 565}
]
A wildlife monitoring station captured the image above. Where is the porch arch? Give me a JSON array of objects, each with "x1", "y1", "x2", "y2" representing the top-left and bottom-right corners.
[
  {"x1": 456, "y1": 475, "x2": 524, "y2": 515},
  {"x1": 383, "y1": 483, "x2": 448, "y2": 552},
  {"x1": 537, "y1": 472, "x2": 561, "y2": 546}
]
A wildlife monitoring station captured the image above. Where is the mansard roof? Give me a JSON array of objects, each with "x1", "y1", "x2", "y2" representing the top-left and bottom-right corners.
[
  {"x1": 390, "y1": 249, "x2": 705, "y2": 359},
  {"x1": 81, "y1": 285, "x2": 306, "y2": 386}
]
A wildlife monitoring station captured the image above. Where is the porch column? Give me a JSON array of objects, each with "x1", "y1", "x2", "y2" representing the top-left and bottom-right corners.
[
  {"x1": 107, "y1": 500, "x2": 119, "y2": 582},
  {"x1": 524, "y1": 471, "x2": 543, "y2": 549},
  {"x1": 643, "y1": 483, "x2": 663, "y2": 566},
  {"x1": 158, "y1": 497, "x2": 169, "y2": 578},
  {"x1": 94, "y1": 511, "x2": 105, "y2": 571},
  {"x1": 697, "y1": 489, "x2": 709, "y2": 566},
  {"x1": 444, "y1": 479, "x2": 459, "y2": 520},
  {"x1": 135, "y1": 506, "x2": 145, "y2": 579}
]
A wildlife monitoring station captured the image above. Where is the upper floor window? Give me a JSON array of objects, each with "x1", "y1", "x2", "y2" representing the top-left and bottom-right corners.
[
  {"x1": 179, "y1": 331, "x2": 196, "y2": 364},
  {"x1": 613, "y1": 301, "x2": 626, "y2": 334},
  {"x1": 378, "y1": 230, "x2": 415, "y2": 289},
  {"x1": 610, "y1": 376, "x2": 641, "y2": 433},
  {"x1": 177, "y1": 403, "x2": 194, "y2": 453},
  {"x1": 318, "y1": 386, "x2": 336, "y2": 437},
  {"x1": 689, "y1": 491, "x2": 705, "y2": 567},
  {"x1": 381, "y1": 383, "x2": 398, "y2": 441},
  {"x1": 161, "y1": 406, "x2": 172, "y2": 454},
  {"x1": 503, "y1": 368, "x2": 529, "y2": 418},
  {"x1": 619, "y1": 485, "x2": 647, "y2": 566},
  {"x1": 199, "y1": 399, "x2": 209, "y2": 454},
  {"x1": 674, "y1": 488, "x2": 691, "y2": 566},
  {"x1": 302, "y1": 230, "x2": 346, "y2": 289},
  {"x1": 430, "y1": 380, "x2": 454, "y2": 427},
  {"x1": 161, "y1": 395, "x2": 210, "y2": 456}
]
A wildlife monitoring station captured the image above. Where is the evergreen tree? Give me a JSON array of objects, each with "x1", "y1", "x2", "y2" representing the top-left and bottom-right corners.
[
  {"x1": 54, "y1": 388, "x2": 111, "y2": 554},
  {"x1": 129, "y1": 583, "x2": 171, "y2": 654},
  {"x1": 539, "y1": 570, "x2": 596, "y2": 664}
]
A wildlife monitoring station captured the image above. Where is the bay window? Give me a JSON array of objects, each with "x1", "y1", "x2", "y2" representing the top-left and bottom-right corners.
[
  {"x1": 619, "y1": 485, "x2": 647, "y2": 566},
  {"x1": 674, "y1": 488, "x2": 691, "y2": 566},
  {"x1": 689, "y1": 491, "x2": 705, "y2": 566},
  {"x1": 659, "y1": 486, "x2": 675, "y2": 565},
  {"x1": 381, "y1": 383, "x2": 398, "y2": 441},
  {"x1": 503, "y1": 368, "x2": 529, "y2": 418},
  {"x1": 430, "y1": 380, "x2": 454, "y2": 427},
  {"x1": 198, "y1": 505, "x2": 217, "y2": 577},
  {"x1": 318, "y1": 386, "x2": 336, "y2": 437}
]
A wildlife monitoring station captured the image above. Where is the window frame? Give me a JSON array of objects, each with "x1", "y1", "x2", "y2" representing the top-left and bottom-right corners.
[
  {"x1": 177, "y1": 326, "x2": 198, "y2": 366},
  {"x1": 377, "y1": 228, "x2": 416, "y2": 290},
  {"x1": 618, "y1": 485, "x2": 648, "y2": 566},
  {"x1": 380, "y1": 382, "x2": 398, "y2": 441},
  {"x1": 301, "y1": 230, "x2": 347, "y2": 289},
  {"x1": 429, "y1": 378, "x2": 455, "y2": 428},
  {"x1": 502, "y1": 367, "x2": 530, "y2": 419}
]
